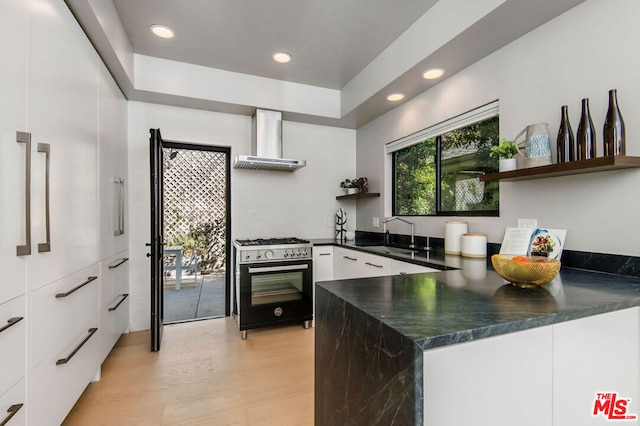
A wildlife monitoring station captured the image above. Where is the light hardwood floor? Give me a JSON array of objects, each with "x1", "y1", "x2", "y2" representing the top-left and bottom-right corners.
[{"x1": 63, "y1": 318, "x2": 314, "y2": 425}]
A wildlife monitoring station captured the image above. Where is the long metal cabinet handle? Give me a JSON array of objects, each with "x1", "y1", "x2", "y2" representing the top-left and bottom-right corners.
[
  {"x1": 56, "y1": 328, "x2": 98, "y2": 365},
  {"x1": 108, "y1": 294, "x2": 129, "y2": 312},
  {"x1": 55, "y1": 276, "x2": 98, "y2": 298},
  {"x1": 16, "y1": 132, "x2": 31, "y2": 256},
  {"x1": 343, "y1": 256, "x2": 357, "y2": 261},
  {"x1": 113, "y1": 177, "x2": 125, "y2": 236},
  {"x1": 248, "y1": 264, "x2": 309, "y2": 273},
  {"x1": 318, "y1": 253, "x2": 331, "y2": 256},
  {"x1": 37, "y1": 143, "x2": 51, "y2": 253},
  {"x1": 0, "y1": 403, "x2": 24, "y2": 426},
  {"x1": 365, "y1": 262, "x2": 383, "y2": 268},
  {"x1": 0, "y1": 317, "x2": 24, "y2": 334},
  {"x1": 108, "y1": 257, "x2": 129, "y2": 269}
]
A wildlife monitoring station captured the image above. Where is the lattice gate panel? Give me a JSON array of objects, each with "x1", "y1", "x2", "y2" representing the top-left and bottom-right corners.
[{"x1": 163, "y1": 148, "x2": 227, "y2": 272}]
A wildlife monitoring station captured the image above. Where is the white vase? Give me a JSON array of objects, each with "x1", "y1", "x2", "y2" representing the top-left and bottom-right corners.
[
  {"x1": 499, "y1": 158, "x2": 517, "y2": 172},
  {"x1": 346, "y1": 187, "x2": 358, "y2": 195}
]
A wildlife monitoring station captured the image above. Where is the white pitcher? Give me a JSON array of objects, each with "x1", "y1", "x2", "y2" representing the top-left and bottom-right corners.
[{"x1": 514, "y1": 123, "x2": 552, "y2": 167}]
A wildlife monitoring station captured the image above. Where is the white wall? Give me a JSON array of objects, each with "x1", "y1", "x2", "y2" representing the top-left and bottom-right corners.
[
  {"x1": 356, "y1": 0, "x2": 640, "y2": 256},
  {"x1": 128, "y1": 101, "x2": 355, "y2": 331}
]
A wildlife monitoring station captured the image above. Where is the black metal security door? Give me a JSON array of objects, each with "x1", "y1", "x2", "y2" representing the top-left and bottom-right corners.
[{"x1": 149, "y1": 128, "x2": 165, "y2": 351}]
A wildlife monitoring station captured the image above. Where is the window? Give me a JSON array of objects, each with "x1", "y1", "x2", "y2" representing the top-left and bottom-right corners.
[{"x1": 388, "y1": 102, "x2": 499, "y2": 216}]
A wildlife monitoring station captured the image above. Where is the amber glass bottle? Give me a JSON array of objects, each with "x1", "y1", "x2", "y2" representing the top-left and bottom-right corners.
[
  {"x1": 603, "y1": 89, "x2": 625, "y2": 156},
  {"x1": 557, "y1": 105, "x2": 574, "y2": 163},
  {"x1": 577, "y1": 98, "x2": 596, "y2": 160}
]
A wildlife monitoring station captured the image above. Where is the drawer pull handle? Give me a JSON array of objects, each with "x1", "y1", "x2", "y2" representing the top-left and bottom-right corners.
[
  {"x1": 55, "y1": 276, "x2": 98, "y2": 298},
  {"x1": 318, "y1": 253, "x2": 331, "y2": 256},
  {"x1": 365, "y1": 262, "x2": 383, "y2": 268},
  {"x1": 108, "y1": 294, "x2": 129, "y2": 312},
  {"x1": 343, "y1": 256, "x2": 357, "y2": 261},
  {"x1": 56, "y1": 328, "x2": 98, "y2": 365},
  {"x1": 1, "y1": 403, "x2": 23, "y2": 426},
  {"x1": 16, "y1": 131, "x2": 31, "y2": 257},
  {"x1": 0, "y1": 317, "x2": 24, "y2": 334},
  {"x1": 108, "y1": 257, "x2": 129, "y2": 269},
  {"x1": 399, "y1": 272, "x2": 408, "y2": 275}
]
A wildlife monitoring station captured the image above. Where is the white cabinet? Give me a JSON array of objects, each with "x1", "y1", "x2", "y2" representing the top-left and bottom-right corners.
[
  {"x1": 0, "y1": 0, "x2": 28, "y2": 306},
  {"x1": 333, "y1": 247, "x2": 392, "y2": 280},
  {"x1": 424, "y1": 327, "x2": 553, "y2": 426},
  {"x1": 423, "y1": 308, "x2": 640, "y2": 426},
  {"x1": 0, "y1": 296, "x2": 26, "y2": 410},
  {"x1": 25, "y1": 0, "x2": 100, "y2": 292},
  {"x1": 100, "y1": 251, "x2": 130, "y2": 363},
  {"x1": 553, "y1": 308, "x2": 639, "y2": 425},
  {"x1": 313, "y1": 246, "x2": 334, "y2": 283},
  {"x1": 1, "y1": 0, "x2": 129, "y2": 423},
  {"x1": 0, "y1": 379, "x2": 26, "y2": 426},
  {"x1": 98, "y1": 66, "x2": 128, "y2": 259},
  {"x1": 390, "y1": 260, "x2": 438, "y2": 275}
]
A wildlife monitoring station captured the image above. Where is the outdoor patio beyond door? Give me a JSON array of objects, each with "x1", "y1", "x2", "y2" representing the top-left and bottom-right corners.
[{"x1": 162, "y1": 142, "x2": 230, "y2": 323}]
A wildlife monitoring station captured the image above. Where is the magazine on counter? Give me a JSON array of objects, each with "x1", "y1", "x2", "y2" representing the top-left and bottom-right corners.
[{"x1": 500, "y1": 226, "x2": 567, "y2": 260}]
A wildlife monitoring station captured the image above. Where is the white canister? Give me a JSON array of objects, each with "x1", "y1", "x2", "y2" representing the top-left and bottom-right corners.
[
  {"x1": 461, "y1": 233, "x2": 487, "y2": 258},
  {"x1": 444, "y1": 221, "x2": 468, "y2": 255}
]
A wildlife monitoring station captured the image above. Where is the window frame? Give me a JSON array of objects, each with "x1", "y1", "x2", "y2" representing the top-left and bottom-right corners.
[{"x1": 387, "y1": 101, "x2": 500, "y2": 217}]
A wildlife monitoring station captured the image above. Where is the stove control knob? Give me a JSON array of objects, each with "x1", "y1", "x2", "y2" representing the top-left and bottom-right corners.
[
  {"x1": 265, "y1": 249, "x2": 274, "y2": 259},
  {"x1": 284, "y1": 252, "x2": 289, "y2": 257},
  {"x1": 256, "y1": 252, "x2": 261, "y2": 259},
  {"x1": 244, "y1": 254, "x2": 251, "y2": 261}
]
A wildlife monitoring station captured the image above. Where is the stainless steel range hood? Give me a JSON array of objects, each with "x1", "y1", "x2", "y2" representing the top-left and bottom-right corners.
[{"x1": 234, "y1": 109, "x2": 306, "y2": 171}]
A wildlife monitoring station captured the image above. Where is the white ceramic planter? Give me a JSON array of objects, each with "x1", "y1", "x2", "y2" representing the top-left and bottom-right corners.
[
  {"x1": 499, "y1": 158, "x2": 517, "y2": 172},
  {"x1": 346, "y1": 187, "x2": 358, "y2": 195}
]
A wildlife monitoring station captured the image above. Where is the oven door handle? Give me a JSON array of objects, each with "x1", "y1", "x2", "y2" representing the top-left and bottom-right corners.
[{"x1": 248, "y1": 264, "x2": 309, "y2": 274}]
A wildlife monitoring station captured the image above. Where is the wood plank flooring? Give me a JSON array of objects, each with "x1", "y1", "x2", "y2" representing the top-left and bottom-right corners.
[{"x1": 63, "y1": 318, "x2": 314, "y2": 425}]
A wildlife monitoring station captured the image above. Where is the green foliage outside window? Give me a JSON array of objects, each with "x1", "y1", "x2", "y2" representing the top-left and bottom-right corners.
[{"x1": 393, "y1": 116, "x2": 499, "y2": 216}]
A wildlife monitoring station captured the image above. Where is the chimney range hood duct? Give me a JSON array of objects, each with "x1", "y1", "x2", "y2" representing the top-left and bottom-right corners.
[{"x1": 234, "y1": 109, "x2": 306, "y2": 171}]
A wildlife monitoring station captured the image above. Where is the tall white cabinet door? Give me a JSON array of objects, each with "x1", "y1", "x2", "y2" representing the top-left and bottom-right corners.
[
  {"x1": 26, "y1": 0, "x2": 99, "y2": 291},
  {"x1": 98, "y1": 66, "x2": 128, "y2": 259},
  {"x1": 0, "y1": 0, "x2": 28, "y2": 303}
]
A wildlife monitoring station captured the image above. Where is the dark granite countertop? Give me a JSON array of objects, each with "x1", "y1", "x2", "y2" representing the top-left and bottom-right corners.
[{"x1": 317, "y1": 267, "x2": 640, "y2": 351}]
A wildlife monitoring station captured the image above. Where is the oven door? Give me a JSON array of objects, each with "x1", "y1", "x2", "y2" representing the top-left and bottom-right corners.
[{"x1": 238, "y1": 260, "x2": 313, "y2": 329}]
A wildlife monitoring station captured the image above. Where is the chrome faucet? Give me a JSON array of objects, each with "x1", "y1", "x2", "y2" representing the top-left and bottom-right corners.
[{"x1": 382, "y1": 217, "x2": 415, "y2": 249}]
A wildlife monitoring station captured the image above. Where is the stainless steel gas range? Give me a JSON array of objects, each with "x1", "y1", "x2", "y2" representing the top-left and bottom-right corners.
[{"x1": 233, "y1": 238, "x2": 313, "y2": 339}]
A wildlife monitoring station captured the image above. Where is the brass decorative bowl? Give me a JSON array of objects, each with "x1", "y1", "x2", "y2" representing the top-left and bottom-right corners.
[{"x1": 491, "y1": 254, "x2": 561, "y2": 288}]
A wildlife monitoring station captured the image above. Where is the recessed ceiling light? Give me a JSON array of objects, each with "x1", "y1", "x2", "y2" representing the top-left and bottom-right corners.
[
  {"x1": 150, "y1": 24, "x2": 175, "y2": 39},
  {"x1": 387, "y1": 93, "x2": 405, "y2": 102},
  {"x1": 273, "y1": 52, "x2": 292, "y2": 64},
  {"x1": 422, "y1": 68, "x2": 445, "y2": 80}
]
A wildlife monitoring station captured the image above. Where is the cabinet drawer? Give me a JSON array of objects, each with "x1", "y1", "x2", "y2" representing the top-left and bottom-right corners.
[
  {"x1": 391, "y1": 260, "x2": 438, "y2": 275},
  {"x1": 0, "y1": 378, "x2": 25, "y2": 426},
  {"x1": 100, "y1": 292, "x2": 129, "y2": 364},
  {"x1": 100, "y1": 250, "x2": 129, "y2": 308},
  {"x1": 30, "y1": 323, "x2": 100, "y2": 426},
  {"x1": 0, "y1": 296, "x2": 26, "y2": 396},
  {"x1": 30, "y1": 264, "x2": 99, "y2": 367},
  {"x1": 358, "y1": 252, "x2": 392, "y2": 277}
]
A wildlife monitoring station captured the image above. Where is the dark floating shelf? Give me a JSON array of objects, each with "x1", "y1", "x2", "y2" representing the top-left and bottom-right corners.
[
  {"x1": 480, "y1": 155, "x2": 640, "y2": 182},
  {"x1": 336, "y1": 192, "x2": 380, "y2": 200}
]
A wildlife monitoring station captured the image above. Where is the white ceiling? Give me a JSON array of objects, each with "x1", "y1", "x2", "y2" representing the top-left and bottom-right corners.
[{"x1": 66, "y1": 0, "x2": 586, "y2": 128}]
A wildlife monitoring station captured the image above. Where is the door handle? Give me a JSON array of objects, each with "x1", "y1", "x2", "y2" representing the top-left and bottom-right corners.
[
  {"x1": 16, "y1": 132, "x2": 31, "y2": 256},
  {"x1": 37, "y1": 143, "x2": 51, "y2": 253}
]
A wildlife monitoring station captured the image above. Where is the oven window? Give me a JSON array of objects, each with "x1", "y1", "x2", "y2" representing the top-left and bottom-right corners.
[{"x1": 251, "y1": 272, "x2": 304, "y2": 306}]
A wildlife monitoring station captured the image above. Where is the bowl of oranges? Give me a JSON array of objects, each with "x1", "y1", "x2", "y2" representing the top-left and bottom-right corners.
[{"x1": 491, "y1": 254, "x2": 561, "y2": 288}]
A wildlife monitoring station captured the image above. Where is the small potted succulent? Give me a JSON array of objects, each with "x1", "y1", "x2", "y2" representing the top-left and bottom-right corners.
[
  {"x1": 490, "y1": 138, "x2": 518, "y2": 172},
  {"x1": 340, "y1": 178, "x2": 359, "y2": 194}
]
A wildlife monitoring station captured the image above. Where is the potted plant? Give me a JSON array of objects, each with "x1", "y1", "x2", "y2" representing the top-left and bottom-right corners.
[
  {"x1": 340, "y1": 178, "x2": 359, "y2": 194},
  {"x1": 490, "y1": 138, "x2": 518, "y2": 172}
]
